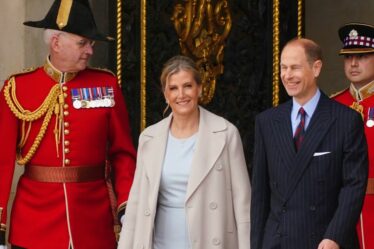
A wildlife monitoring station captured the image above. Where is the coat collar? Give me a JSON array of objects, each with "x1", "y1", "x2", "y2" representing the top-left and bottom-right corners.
[
  {"x1": 43, "y1": 56, "x2": 78, "y2": 83},
  {"x1": 141, "y1": 106, "x2": 228, "y2": 204},
  {"x1": 349, "y1": 80, "x2": 374, "y2": 101},
  {"x1": 141, "y1": 106, "x2": 227, "y2": 138}
]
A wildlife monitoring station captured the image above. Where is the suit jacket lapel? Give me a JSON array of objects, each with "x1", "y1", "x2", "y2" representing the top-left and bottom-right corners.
[
  {"x1": 185, "y1": 107, "x2": 226, "y2": 202},
  {"x1": 284, "y1": 93, "x2": 336, "y2": 202},
  {"x1": 272, "y1": 100, "x2": 296, "y2": 172}
]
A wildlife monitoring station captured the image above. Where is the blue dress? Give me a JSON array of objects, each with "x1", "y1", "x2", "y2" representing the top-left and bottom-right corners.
[{"x1": 154, "y1": 131, "x2": 197, "y2": 249}]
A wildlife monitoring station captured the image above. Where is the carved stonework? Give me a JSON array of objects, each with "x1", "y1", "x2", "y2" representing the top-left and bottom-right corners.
[{"x1": 171, "y1": 0, "x2": 232, "y2": 104}]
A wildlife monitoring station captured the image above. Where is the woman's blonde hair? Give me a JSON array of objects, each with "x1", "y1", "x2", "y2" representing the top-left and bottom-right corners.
[{"x1": 160, "y1": 55, "x2": 202, "y2": 91}]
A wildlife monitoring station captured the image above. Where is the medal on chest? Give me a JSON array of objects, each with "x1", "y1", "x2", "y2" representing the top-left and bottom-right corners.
[
  {"x1": 71, "y1": 86, "x2": 115, "y2": 109},
  {"x1": 366, "y1": 107, "x2": 374, "y2": 128}
]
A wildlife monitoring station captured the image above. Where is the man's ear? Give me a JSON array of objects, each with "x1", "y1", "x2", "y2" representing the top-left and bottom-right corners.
[
  {"x1": 50, "y1": 35, "x2": 61, "y2": 53},
  {"x1": 313, "y1": 60, "x2": 322, "y2": 78}
]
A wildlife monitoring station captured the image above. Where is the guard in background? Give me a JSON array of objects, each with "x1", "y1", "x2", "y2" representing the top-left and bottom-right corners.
[
  {"x1": 333, "y1": 22, "x2": 374, "y2": 249},
  {"x1": 0, "y1": 0, "x2": 136, "y2": 248}
]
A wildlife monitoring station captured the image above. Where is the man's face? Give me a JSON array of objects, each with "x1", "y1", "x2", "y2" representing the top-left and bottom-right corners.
[
  {"x1": 280, "y1": 43, "x2": 321, "y2": 105},
  {"x1": 344, "y1": 53, "x2": 374, "y2": 88},
  {"x1": 54, "y1": 32, "x2": 95, "y2": 72}
]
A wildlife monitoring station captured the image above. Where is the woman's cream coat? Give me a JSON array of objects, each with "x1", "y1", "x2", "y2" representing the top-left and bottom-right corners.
[{"x1": 118, "y1": 107, "x2": 251, "y2": 249}]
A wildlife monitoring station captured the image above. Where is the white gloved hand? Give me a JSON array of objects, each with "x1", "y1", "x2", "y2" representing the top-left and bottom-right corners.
[
  {"x1": 120, "y1": 214, "x2": 125, "y2": 225},
  {"x1": 0, "y1": 245, "x2": 8, "y2": 249}
]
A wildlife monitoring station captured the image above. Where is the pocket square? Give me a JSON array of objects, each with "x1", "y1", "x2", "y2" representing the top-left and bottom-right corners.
[{"x1": 313, "y1": 151, "x2": 331, "y2": 156}]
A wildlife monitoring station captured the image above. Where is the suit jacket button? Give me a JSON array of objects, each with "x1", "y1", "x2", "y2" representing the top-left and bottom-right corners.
[
  {"x1": 309, "y1": 205, "x2": 316, "y2": 211},
  {"x1": 144, "y1": 209, "x2": 151, "y2": 216},
  {"x1": 209, "y1": 202, "x2": 218, "y2": 210},
  {"x1": 282, "y1": 208, "x2": 286, "y2": 213},
  {"x1": 212, "y1": 238, "x2": 221, "y2": 245},
  {"x1": 216, "y1": 164, "x2": 223, "y2": 171}
]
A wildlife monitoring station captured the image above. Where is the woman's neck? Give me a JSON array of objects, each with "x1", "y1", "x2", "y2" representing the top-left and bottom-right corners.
[{"x1": 170, "y1": 109, "x2": 200, "y2": 138}]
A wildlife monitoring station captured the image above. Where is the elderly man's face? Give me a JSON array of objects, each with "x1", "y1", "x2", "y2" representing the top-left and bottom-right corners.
[
  {"x1": 54, "y1": 32, "x2": 95, "y2": 72},
  {"x1": 344, "y1": 53, "x2": 374, "y2": 89}
]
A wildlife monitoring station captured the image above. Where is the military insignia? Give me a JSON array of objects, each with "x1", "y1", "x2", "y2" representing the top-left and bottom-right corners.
[
  {"x1": 71, "y1": 87, "x2": 115, "y2": 109},
  {"x1": 350, "y1": 102, "x2": 364, "y2": 119},
  {"x1": 366, "y1": 107, "x2": 374, "y2": 128},
  {"x1": 349, "y1": 29, "x2": 359, "y2": 39}
]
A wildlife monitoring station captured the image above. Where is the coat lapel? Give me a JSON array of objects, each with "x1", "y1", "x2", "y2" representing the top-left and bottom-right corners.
[
  {"x1": 283, "y1": 93, "x2": 336, "y2": 202},
  {"x1": 185, "y1": 107, "x2": 227, "y2": 202},
  {"x1": 272, "y1": 100, "x2": 296, "y2": 172},
  {"x1": 142, "y1": 115, "x2": 171, "y2": 206}
]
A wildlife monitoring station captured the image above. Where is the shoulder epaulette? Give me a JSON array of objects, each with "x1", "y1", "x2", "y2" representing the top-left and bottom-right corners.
[
  {"x1": 6, "y1": 67, "x2": 38, "y2": 80},
  {"x1": 89, "y1": 67, "x2": 116, "y2": 76},
  {"x1": 329, "y1": 88, "x2": 348, "y2": 98}
]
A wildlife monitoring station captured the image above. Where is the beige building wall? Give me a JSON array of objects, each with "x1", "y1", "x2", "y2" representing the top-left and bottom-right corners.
[
  {"x1": 0, "y1": 0, "x2": 50, "y2": 86},
  {"x1": 24, "y1": 0, "x2": 51, "y2": 68},
  {"x1": 305, "y1": 0, "x2": 374, "y2": 95},
  {"x1": 0, "y1": 1, "x2": 25, "y2": 88}
]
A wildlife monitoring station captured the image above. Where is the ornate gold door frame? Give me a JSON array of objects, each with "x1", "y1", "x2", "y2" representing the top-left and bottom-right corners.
[{"x1": 272, "y1": 0, "x2": 303, "y2": 107}]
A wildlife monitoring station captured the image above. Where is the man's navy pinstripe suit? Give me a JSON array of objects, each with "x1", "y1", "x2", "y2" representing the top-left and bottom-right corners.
[{"x1": 251, "y1": 92, "x2": 368, "y2": 249}]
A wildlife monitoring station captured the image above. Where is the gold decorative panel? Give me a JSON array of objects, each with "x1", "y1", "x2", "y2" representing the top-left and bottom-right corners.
[{"x1": 171, "y1": 0, "x2": 232, "y2": 104}]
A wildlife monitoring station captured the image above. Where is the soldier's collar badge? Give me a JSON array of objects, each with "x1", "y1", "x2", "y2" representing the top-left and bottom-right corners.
[{"x1": 44, "y1": 56, "x2": 78, "y2": 83}]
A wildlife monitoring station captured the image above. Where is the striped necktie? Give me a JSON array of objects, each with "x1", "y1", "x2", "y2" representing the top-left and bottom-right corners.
[{"x1": 294, "y1": 107, "x2": 306, "y2": 151}]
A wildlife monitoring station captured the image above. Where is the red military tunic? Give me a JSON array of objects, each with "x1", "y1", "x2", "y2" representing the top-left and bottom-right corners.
[
  {"x1": 0, "y1": 59, "x2": 136, "y2": 249},
  {"x1": 333, "y1": 81, "x2": 374, "y2": 249}
]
